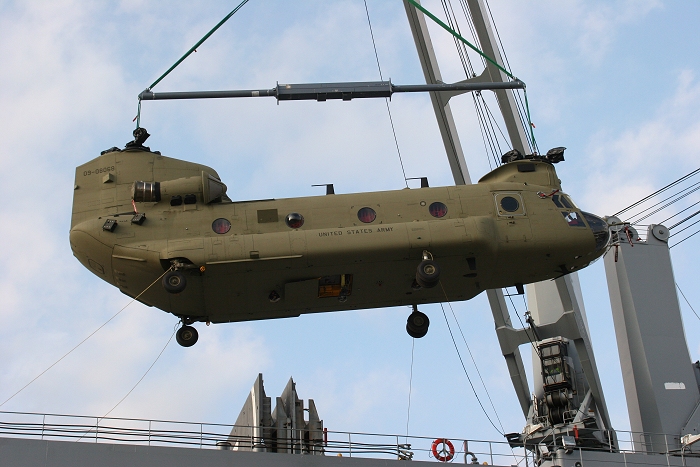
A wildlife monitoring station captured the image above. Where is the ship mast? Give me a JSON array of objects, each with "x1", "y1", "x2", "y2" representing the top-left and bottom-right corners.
[{"x1": 403, "y1": 0, "x2": 614, "y2": 451}]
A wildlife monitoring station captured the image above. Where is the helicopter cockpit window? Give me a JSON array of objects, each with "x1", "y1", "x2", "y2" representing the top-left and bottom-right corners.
[
  {"x1": 562, "y1": 211, "x2": 585, "y2": 227},
  {"x1": 357, "y1": 207, "x2": 376, "y2": 223},
  {"x1": 429, "y1": 202, "x2": 448, "y2": 218},
  {"x1": 212, "y1": 218, "x2": 231, "y2": 234}
]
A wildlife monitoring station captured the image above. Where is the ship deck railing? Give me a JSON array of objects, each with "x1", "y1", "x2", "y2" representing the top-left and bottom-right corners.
[{"x1": 0, "y1": 410, "x2": 697, "y2": 464}]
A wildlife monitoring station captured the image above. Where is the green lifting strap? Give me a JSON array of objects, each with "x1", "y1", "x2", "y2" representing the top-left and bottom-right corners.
[
  {"x1": 136, "y1": 0, "x2": 251, "y2": 128},
  {"x1": 405, "y1": 0, "x2": 537, "y2": 151}
]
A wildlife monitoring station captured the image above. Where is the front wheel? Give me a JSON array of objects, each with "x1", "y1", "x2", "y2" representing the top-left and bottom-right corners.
[
  {"x1": 176, "y1": 325, "x2": 198, "y2": 347},
  {"x1": 163, "y1": 270, "x2": 187, "y2": 294}
]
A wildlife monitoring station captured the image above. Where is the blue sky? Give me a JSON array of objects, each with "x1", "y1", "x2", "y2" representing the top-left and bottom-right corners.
[{"x1": 1, "y1": 0, "x2": 699, "y2": 458}]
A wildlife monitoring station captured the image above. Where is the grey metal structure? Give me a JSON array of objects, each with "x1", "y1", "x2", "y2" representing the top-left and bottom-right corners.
[
  {"x1": 403, "y1": 0, "x2": 614, "y2": 451},
  {"x1": 604, "y1": 222, "x2": 700, "y2": 452},
  {"x1": 226, "y1": 374, "x2": 324, "y2": 454},
  {"x1": 138, "y1": 80, "x2": 524, "y2": 102},
  {"x1": 0, "y1": 437, "x2": 417, "y2": 467}
]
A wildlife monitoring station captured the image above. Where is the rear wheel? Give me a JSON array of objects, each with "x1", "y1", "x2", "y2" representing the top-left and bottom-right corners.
[
  {"x1": 416, "y1": 260, "x2": 440, "y2": 288},
  {"x1": 406, "y1": 311, "x2": 430, "y2": 338},
  {"x1": 176, "y1": 325, "x2": 198, "y2": 347}
]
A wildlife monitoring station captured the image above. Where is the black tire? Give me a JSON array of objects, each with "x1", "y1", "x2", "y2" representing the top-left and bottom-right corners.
[
  {"x1": 176, "y1": 325, "x2": 198, "y2": 347},
  {"x1": 163, "y1": 270, "x2": 187, "y2": 294},
  {"x1": 406, "y1": 311, "x2": 429, "y2": 338},
  {"x1": 416, "y1": 260, "x2": 440, "y2": 288}
]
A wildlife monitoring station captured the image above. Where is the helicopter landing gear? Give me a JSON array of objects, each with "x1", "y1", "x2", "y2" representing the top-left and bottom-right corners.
[
  {"x1": 163, "y1": 270, "x2": 187, "y2": 294},
  {"x1": 415, "y1": 251, "x2": 440, "y2": 289},
  {"x1": 176, "y1": 324, "x2": 198, "y2": 347},
  {"x1": 406, "y1": 305, "x2": 430, "y2": 338}
]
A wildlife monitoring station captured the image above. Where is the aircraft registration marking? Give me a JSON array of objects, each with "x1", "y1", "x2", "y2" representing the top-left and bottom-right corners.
[{"x1": 83, "y1": 166, "x2": 115, "y2": 176}]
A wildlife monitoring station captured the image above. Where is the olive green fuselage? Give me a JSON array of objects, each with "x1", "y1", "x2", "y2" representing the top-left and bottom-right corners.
[{"x1": 70, "y1": 148, "x2": 603, "y2": 324}]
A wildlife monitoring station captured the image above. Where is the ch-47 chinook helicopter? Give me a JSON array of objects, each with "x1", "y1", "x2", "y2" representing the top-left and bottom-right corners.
[{"x1": 70, "y1": 81, "x2": 610, "y2": 347}]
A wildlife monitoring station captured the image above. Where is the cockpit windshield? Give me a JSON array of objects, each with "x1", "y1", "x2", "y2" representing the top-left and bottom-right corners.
[{"x1": 582, "y1": 212, "x2": 610, "y2": 251}]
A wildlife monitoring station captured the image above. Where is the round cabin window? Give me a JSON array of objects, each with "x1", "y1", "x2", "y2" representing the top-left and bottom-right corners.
[
  {"x1": 212, "y1": 218, "x2": 231, "y2": 234},
  {"x1": 285, "y1": 213, "x2": 304, "y2": 229},
  {"x1": 500, "y1": 196, "x2": 520, "y2": 212},
  {"x1": 357, "y1": 207, "x2": 377, "y2": 223},
  {"x1": 429, "y1": 202, "x2": 448, "y2": 218}
]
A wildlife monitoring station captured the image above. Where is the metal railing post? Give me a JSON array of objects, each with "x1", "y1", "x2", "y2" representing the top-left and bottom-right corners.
[
  {"x1": 95, "y1": 417, "x2": 99, "y2": 443},
  {"x1": 148, "y1": 420, "x2": 152, "y2": 446},
  {"x1": 490, "y1": 441, "x2": 494, "y2": 465},
  {"x1": 349, "y1": 433, "x2": 352, "y2": 457},
  {"x1": 200, "y1": 423, "x2": 203, "y2": 448},
  {"x1": 41, "y1": 414, "x2": 45, "y2": 440}
]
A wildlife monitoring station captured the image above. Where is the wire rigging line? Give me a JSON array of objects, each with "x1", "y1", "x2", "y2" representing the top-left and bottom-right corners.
[
  {"x1": 671, "y1": 228, "x2": 700, "y2": 248},
  {"x1": 676, "y1": 283, "x2": 700, "y2": 323},
  {"x1": 0, "y1": 269, "x2": 172, "y2": 409},
  {"x1": 439, "y1": 0, "x2": 507, "y2": 169},
  {"x1": 147, "y1": 0, "x2": 251, "y2": 91},
  {"x1": 614, "y1": 168, "x2": 700, "y2": 217},
  {"x1": 508, "y1": 292, "x2": 541, "y2": 359},
  {"x1": 405, "y1": 0, "x2": 538, "y2": 151},
  {"x1": 406, "y1": 337, "x2": 415, "y2": 443},
  {"x1": 438, "y1": 0, "x2": 537, "y2": 158},
  {"x1": 363, "y1": 0, "x2": 409, "y2": 188},
  {"x1": 444, "y1": 299, "x2": 507, "y2": 434},
  {"x1": 661, "y1": 199, "x2": 700, "y2": 226},
  {"x1": 627, "y1": 182, "x2": 700, "y2": 224},
  {"x1": 456, "y1": 0, "x2": 536, "y2": 155},
  {"x1": 136, "y1": 0, "x2": 251, "y2": 127},
  {"x1": 473, "y1": 95, "x2": 497, "y2": 170},
  {"x1": 442, "y1": 283, "x2": 521, "y2": 464},
  {"x1": 670, "y1": 218, "x2": 700, "y2": 238},
  {"x1": 669, "y1": 207, "x2": 700, "y2": 231},
  {"x1": 439, "y1": 303, "x2": 503, "y2": 436},
  {"x1": 76, "y1": 328, "x2": 177, "y2": 442}
]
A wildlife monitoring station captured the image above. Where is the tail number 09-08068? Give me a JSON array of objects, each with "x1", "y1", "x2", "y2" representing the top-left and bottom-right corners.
[{"x1": 83, "y1": 166, "x2": 115, "y2": 176}]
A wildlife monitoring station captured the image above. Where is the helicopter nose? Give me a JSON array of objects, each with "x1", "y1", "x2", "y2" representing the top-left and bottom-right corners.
[{"x1": 581, "y1": 212, "x2": 610, "y2": 251}]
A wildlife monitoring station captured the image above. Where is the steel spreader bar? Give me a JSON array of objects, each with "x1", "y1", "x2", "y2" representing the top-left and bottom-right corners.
[{"x1": 138, "y1": 80, "x2": 524, "y2": 102}]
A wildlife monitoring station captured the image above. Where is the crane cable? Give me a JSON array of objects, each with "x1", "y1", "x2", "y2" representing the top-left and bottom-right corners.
[
  {"x1": 447, "y1": 0, "x2": 533, "y2": 158},
  {"x1": 0, "y1": 268, "x2": 173, "y2": 409},
  {"x1": 677, "y1": 283, "x2": 700, "y2": 323},
  {"x1": 363, "y1": 0, "x2": 409, "y2": 188},
  {"x1": 135, "y1": 0, "x2": 252, "y2": 128},
  {"x1": 76, "y1": 328, "x2": 177, "y2": 442},
  {"x1": 438, "y1": 287, "x2": 522, "y2": 465},
  {"x1": 627, "y1": 182, "x2": 700, "y2": 224},
  {"x1": 438, "y1": 0, "x2": 522, "y2": 163},
  {"x1": 406, "y1": 0, "x2": 537, "y2": 151},
  {"x1": 439, "y1": 284, "x2": 504, "y2": 436},
  {"x1": 614, "y1": 168, "x2": 700, "y2": 217},
  {"x1": 405, "y1": 337, "x2": 415, "y2": 443}
]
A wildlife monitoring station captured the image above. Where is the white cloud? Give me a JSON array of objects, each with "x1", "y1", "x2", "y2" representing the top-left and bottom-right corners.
[{"x1": 579, "y1": 70, "x2": 700, "y2": 217}]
